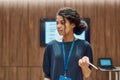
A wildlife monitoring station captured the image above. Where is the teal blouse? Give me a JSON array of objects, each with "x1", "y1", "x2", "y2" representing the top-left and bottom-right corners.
[{"x1": 43, "y1": 39, "x2": 93, "y2": 80}]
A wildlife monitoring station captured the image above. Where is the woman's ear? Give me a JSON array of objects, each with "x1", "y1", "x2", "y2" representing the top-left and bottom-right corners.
[{"x1": 71, "y1": 23, "x2": 75, "y2": 29}]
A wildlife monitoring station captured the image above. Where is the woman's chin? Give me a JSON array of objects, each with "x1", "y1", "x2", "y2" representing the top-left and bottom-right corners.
[
  {"x1": 57, "y1": 34, "x2": 63, "y2": 37},
  {"x1": 58, "y1": 33, "x2": 63, "y2": 36}
]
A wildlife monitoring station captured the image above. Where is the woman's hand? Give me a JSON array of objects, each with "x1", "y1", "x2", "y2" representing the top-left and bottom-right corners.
[
  {"x1": 78, "y1": 56, "x2": 89, "y2": 68},
  {"x1": 78, "y1": 56, "x2": 91, "y2": 78},
  {"x1": 44, "y1": 78, "x2": 50, "y2": 80}
]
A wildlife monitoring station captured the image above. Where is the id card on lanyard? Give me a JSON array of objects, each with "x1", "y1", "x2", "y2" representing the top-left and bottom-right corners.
[
  {"x1": 59, "y1": 75, "x2": 71, "y2": 80},
  {"x1": 59, "y1": 39, "x2": 75, "y2": 80}
]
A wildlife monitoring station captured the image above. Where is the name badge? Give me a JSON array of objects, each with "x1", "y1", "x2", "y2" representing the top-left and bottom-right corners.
[{"x1": 59, "y1": 75, "x2": 71, "y2": 80}]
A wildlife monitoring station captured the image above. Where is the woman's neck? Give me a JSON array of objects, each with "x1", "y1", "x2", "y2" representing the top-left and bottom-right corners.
[{"x1": 63, "y1": 34, "x2": 74, "y2": 42}]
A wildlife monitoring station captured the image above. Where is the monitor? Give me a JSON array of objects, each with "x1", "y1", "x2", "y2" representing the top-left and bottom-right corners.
[
  {"x1": 99, "y1": 58, "x2": 113, "y2": 67},
  {"x1": 40, "y1": 18, "x2": 90, "y2": 47}
]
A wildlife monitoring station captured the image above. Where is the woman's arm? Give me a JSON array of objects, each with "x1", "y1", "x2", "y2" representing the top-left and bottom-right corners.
[
  {"x1": 78, "y1": 56, "x2": 91, "y2": 78},
  {"x1": 80, "y1": 65, "x2": 91, "y2": 78},
  {"x1": 43, "y1": 45, "x2": 51, "y2": 80}
]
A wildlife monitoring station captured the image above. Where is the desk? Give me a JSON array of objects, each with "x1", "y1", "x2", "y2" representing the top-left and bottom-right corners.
[{"x1": 99, "y1": 67, "x2": 120, "y2": 80}]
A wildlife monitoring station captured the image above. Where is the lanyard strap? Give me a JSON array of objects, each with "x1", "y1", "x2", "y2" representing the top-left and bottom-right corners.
[{"x1": 62, "y1": 39, "x2": 75, "y2": 75}]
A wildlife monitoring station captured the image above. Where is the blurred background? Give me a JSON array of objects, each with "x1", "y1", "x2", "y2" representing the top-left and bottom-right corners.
[{"x1": 0, "y1": 0, "x2": 120, "y2": 80}]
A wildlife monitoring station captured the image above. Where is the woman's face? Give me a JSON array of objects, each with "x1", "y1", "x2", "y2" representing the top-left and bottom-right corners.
[{"x1": 56, "y1": 15, "x2": 75, "y2": 36}]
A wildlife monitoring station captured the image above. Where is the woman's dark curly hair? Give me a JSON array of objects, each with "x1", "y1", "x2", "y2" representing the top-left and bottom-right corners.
[{"x1": 56, "y1": 7, "x2": 88, "y2": 35}]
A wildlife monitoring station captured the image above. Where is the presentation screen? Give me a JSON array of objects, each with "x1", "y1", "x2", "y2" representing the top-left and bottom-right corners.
[{"x1": 40, "y1": 18, "x2": 90, "y2": 47}]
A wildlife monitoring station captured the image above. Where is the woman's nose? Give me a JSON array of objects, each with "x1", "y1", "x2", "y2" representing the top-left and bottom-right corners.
[{"x1": 57, "y1": 24, "x2": 61, "y2": 29}]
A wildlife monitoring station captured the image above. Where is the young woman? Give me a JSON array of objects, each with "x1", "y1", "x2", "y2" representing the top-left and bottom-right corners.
[{"x1": 43, "y1": 7, "x2": 93, "y2": 80}]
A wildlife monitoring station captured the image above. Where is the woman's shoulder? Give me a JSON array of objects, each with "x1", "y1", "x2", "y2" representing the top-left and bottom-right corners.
[
  {"x1": 45, "y1": 39, "x2": 61, "y2": 51},
  {"x1": 75, "y1": 39, "x2": 90, "y2": 46},
  {"x1": 47, "y1": 40, "x2": 57, "y2": 45},
  {"x1": 47, "y1": 39, "x2": 61, "y2": 46}
]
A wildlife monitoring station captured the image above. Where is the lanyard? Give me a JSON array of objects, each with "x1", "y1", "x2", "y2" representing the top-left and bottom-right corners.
[{"x1": 62, "y1": 39, "x2": 75, "y2": 76}]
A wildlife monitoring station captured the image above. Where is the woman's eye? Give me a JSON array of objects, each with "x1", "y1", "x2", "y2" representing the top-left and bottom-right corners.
[
  {"x1": 61, "y1": 21, "x2": 65, "y2": 25},
  {"x1": 56, "y1": 20, "x2": 65, "y2": 25}
]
